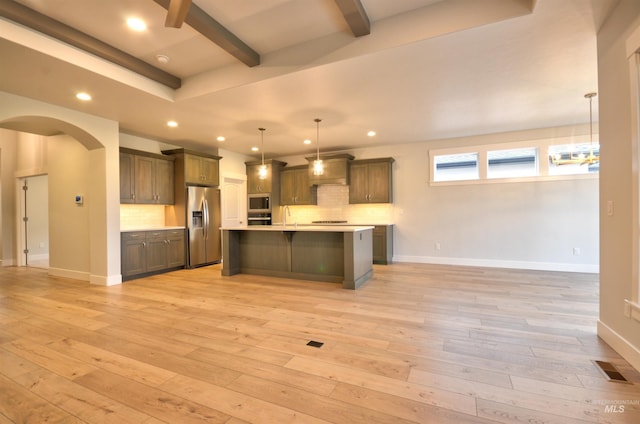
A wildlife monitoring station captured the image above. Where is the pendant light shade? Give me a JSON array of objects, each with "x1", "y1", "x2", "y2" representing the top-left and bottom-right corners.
[
  {"x1": 313, "y1": 118, "x2": 323, "y2": 176},
  {"x1": 258, "y1": 127, "x2": 267, "y2": 180}
]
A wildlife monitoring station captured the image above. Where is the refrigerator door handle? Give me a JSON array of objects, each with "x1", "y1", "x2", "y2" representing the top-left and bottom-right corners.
[{"x1": 203, "y1": 199, "x2": 209, "y2": 240}]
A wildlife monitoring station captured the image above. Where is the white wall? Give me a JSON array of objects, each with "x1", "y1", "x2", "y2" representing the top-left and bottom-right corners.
[
  {"x1": 596, "y1": 0, "x2": 640, "y2": 370},
  {"x1": 0, "y1": 129, "x2": 18, "y2": 265}
]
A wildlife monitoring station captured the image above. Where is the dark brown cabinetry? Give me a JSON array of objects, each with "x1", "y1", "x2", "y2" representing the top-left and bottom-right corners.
[
  {"x1": 162, "y1": 149, "x2": 222, "y2": 187},
  {"x1": 372, "y1": 225, "x2": 393, "y2": 264},
  {"x1": 119, "y1": 148, "x2": 175, "y2": 204},
  {"x1": 280, "y1": 165, "x2": 317, "y2": 205},
  {"x1": 246, "y1": 159, "x2": 286, "y2": 194},
  {"x1": 121, "y1": 229, "x2": 185, "y2": 280},
  {"x1": 349, "y1": 158, "x2": 394, "y2": 204}
]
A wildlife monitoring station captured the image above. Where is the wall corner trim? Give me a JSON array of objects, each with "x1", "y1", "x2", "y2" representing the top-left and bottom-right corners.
[
  {"x1": 597, "y1": 320, "x2": 640, "y2": 372},
  {"x1": 90, "y1": 274, "x2": 123, "y2": 286}
]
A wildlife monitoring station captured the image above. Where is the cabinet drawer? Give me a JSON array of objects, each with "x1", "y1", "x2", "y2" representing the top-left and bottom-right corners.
[
  {"x1": 122, "y1": 232, "x2": 146, "y2": 242},
  {"x1": 146, "y1": 231, "x2": 167, "y2": 241},
  {"x1": 165, "y1": 229, "x2": 185, "y2": 238}
]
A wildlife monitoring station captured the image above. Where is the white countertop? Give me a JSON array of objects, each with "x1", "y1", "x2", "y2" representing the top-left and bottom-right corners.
[
  {"x1": 221, "y1": 225, "x2": 374, "y2": 232},
  {"x1": 121, "y1": 226, "x2": 185, "y2": 232}
]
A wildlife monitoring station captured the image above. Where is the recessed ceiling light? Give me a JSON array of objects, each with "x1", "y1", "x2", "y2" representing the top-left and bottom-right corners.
[
  {"x1": 167, "y1": 120, "x2": 178, "y2": 127},
  {"x1": 303, "y1": 139, "x2": 312, "y2": 145},
  {"x1": 156, "y1": 54, "x2": 170, "y2": 64},
  {"x1": 367, "y1": 130, "x2": 376, "y2": 137},
  {"x1": 216, "y1": 136, "x2": 225, "y2": 142},
  {"x1": 75, "y1": 92, "x2": 91, "y2": 101},
  {"x1": 127, "y1": 17, "x2": 147, "y2": 32},
  {"x1": 251, "y1": 147, "x2": 259, "y2": 152}
]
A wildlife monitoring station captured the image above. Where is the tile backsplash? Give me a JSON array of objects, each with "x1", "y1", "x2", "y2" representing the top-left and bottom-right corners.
[
  {"x1": 283, "y1": 185, "x2": 394, "y2": 224},
  {"x1": 120, "y1": 204, "x2": 165, "y2": 229}
]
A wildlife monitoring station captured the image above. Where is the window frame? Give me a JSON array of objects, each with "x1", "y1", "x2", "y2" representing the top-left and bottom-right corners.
[{"x1": 429, "y1": 136, "x2": 599, "y2": 186}]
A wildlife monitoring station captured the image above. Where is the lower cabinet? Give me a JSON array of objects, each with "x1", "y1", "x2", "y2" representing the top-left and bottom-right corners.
[
  {"x1": 372, "y1": 225, "x2": 393, "y2": 265},
  {"x1": 121, "y1": 229, "x2": 185, "y2": 280}
]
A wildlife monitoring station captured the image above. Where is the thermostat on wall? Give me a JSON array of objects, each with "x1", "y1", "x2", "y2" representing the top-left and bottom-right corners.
[{"x1": 75, "y1": 194, "x2": 84, "y2": 205}]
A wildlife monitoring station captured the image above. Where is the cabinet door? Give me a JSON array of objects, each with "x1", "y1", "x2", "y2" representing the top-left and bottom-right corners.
[
  {"x1": 146, "y1": 231, "x2": 168, "y2": 272},
  {"x1": 367, "y1": 161, "x2": 392, "y2": 203},
  {"x1": 166, "y1": 230, "x2": 185, "y2": 268},
  {"x1": 134, "y1": 156, "x2": 156, "y2": 203},
  {"x1": 201, "y1": 157, "x2": 219, "y2": 186},
  {"x1": 293, "y1": 168, "x2": 315, "y2": 205},
  {"x1": 155, "y1": 159, "x2": 174, "y2": 204},
  {"x1": 184, "y1": 154, "x2": 203, "y2": 185},
  {"x1": 121, "y1": 232, "x2": 147, "y2": 277},
  {"x1": 119, "y1": 152, "x2": 135, "y2": 204},
  {"x1": 348, "y1": 162, "x2": 369, "y2": 204},
  {"x1": 247, "y1": 164, "x2": 270, "y2": 193},
  {"x1": 280, "y1": 170, "x2": 295, "y2": 204}
]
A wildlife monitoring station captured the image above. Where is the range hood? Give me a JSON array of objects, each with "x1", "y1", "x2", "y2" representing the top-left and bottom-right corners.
[{"x1": 305, "y1": 153, "x2": 354, "y2": 185}]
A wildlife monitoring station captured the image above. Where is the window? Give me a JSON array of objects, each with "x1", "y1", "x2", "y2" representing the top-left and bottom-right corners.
[
  {"x1": 548, "y1": 142, "x2": 600, "y2": 175},
  {"x1": 430, "y1": 136, "x2": 599, "y2": 185},
  {"x1": 433, "y1": 152, "x2": 478, "y2": 182},
  {"x1": 487, "y1": 147, "x2": 537, "y2": 179}
]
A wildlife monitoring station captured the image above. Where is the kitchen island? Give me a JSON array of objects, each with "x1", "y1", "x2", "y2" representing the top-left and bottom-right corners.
[{"x1": 221, "y1": 225, "x2": 374, "y2": 289}]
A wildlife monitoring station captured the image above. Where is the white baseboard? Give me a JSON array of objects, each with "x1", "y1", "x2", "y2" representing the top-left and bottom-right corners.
[
  {"x1": 90, "y1": 273, "x2": 123, "y2": 286},
  {"x1": 0, "y1": 258, "x2": 16, "y2": 266},
  {"x1": 597, "y1": 320, "x2": 640, "y2": 372},
  {"x1": 393, "y1": 255, "x2": 599, "y2": 273},
  {"x1": 29, "y1": 253, "x2": 49, "y2": 261}
]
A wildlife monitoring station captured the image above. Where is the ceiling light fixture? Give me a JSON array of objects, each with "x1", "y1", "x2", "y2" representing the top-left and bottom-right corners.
[
  {"x1": 313, "y1": 118, "x2": 323, "y2": 176},
  {"x1": 584, "y1": 92, "x2": 598, "y2": 165},
  {"x1": 258, "y1": 127, "x2": 268, "y2": 180},
  {"x1": 167, "y1": 120, "x2": 178, "y2": 127},
  {"x1": 156, "y1": 54, "x2": 170, "y2": 64},
  {"x1": 251, "y1": 146, "x2": 259, "y2": 152},
  {"x1": 216, "y1": 136, "x2": 225, "y2": 142},
  {"x1": 303, "y1": 139, "x2": 311, "y2": 145},
  {"x1": 367, "y1": 130, "x2": 376, "y2": 137},
  {"x1": 126, "y1": 17, "x2": 147, "y2": 32},
  {"x1": 75, "y1": 92, "x2": 91, "y2": 101}
]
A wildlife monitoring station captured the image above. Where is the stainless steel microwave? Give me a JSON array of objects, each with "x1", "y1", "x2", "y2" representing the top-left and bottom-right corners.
[{"x1": 248, "y1": 193, "x2": 271, "y2": 212}]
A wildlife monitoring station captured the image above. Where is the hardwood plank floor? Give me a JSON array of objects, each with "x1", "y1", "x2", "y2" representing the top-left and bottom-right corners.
[{"x1": 1, "y1": 263, "x2": 639, "y2": 423}]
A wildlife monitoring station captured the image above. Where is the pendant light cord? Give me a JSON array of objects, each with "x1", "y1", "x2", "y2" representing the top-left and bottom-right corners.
[
  {"x1": 259, "y1": 127, "x2": 265, "y2": 165},
  {"x1": 315, "y1": 118, "x2": 321, "y2": 160}
]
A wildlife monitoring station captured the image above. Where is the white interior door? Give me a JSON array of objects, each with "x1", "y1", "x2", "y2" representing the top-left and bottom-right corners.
[
  {"x1": 18, "y1": 175, "x2": 49, "y2": 268},
  {"x1": 221, "y1": 174, "x2": 246, "y2": 227}
]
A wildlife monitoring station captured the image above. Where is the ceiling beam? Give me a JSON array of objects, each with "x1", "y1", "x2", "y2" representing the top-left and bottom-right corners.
[
  {"x1": 334, "y1": 0, "x2": 370, "y2": 37},
  {"x1": 165, "y1": 0, "x2": 192, "y2": 28},
  {"x1": 0, "y1": 0, "x2": 181, "y2": 89},
  {"x1": 153, "y1": 0, "x2": 260, "y2": 67}
]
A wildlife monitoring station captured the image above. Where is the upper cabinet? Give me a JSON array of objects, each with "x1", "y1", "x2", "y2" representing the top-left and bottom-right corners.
[
  {"x1": 349, "y1": 158, "x2": 394, "y2": 204},
  {"x1": 120, "y1": 148, "x2": 175, "y2": 204},
  {"x1": 306, "y1": 153, "x2": 354, "y2": 186},
  {"x1": 246, "y1": 160, "x2": 286, "y2": 194},
  {"x1": 280, "y1": 165, "x2": 317, "y2": 205},
  {"x1": 163, "y1": 149, "x2": 221, "y2": 187}
]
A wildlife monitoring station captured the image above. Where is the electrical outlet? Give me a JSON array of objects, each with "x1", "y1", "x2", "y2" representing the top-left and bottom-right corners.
[
  {"x1": 573, "y1": 247, "x2": 581, "y2": 256},
  {"x1": 607, "y1": 200, "x2": 614, "y2": 216},
  {"x1": 435, "y1": 242, "x2": 441, "y2": 251},
  {"x1": 624, "y1": 301, "x2": 632, "y2": 318}
]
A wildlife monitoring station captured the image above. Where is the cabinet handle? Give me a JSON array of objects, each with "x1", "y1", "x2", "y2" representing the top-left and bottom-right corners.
[
  {"x1": 132, "y1": 193, "x2": 135, "y2": 200},
  {"x1": 142, "y1": 242, "x2": 146, "y2": 247}
]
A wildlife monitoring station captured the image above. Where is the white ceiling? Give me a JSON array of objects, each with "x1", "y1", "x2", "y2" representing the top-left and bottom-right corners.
[{"x1": 0, "y1": 0, "x2": 615, "y2": 159}]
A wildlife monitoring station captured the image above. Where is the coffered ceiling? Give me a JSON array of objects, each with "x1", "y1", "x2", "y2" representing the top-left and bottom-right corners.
[{"x1": 0, "y1": 0, "x2": 616, "y2": 158}]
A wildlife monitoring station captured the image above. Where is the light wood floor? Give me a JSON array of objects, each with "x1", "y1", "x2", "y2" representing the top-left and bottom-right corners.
[{"x1": 1, "y1": 263, "x2": 639, "y2": 423}]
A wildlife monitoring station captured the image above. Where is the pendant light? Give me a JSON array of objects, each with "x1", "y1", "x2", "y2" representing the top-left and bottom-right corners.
[
  {"x1": 584, "y1": 92, "x2": 598, "y2": 164},
  {"x1": 313, "y1": 118, "x2": 323, "y2": 176},
  {"x1": 258, "y1": 127, "x2": 267, "y2": 180}
]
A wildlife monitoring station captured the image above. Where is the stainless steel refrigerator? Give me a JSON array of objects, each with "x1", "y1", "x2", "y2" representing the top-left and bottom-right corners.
[{"x1": 187, "y1": 186, "x2": 221, "y2": 268}]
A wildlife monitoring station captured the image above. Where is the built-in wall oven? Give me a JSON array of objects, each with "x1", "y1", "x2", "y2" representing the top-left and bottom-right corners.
[{"x1": 248, "y1": 193, "x2": 272, "y2": 225}]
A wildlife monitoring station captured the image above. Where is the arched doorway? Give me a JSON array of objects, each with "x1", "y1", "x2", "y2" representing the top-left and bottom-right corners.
[{"x1": 0, "y1": 94, "x2": 122, "y2": 285}]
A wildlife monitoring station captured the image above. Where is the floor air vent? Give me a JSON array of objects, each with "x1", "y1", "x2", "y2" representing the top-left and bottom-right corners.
[
  {"x1": 593, "y1": 360, "x2": 630, "y2": 383},
  {"x1": 307, "y1": 340, "x2": 324, "y2": 348}
]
